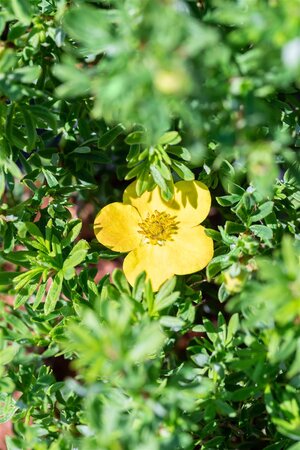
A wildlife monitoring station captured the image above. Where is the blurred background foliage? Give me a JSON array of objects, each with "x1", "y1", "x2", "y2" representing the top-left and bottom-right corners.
[{"x1": 0, "y1": 0, "x2": 300, "y2": 449}]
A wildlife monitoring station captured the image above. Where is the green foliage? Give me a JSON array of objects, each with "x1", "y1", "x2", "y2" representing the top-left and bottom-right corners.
[{"x1": 0, "y1": 0, "x2": 300, "y2": 449}]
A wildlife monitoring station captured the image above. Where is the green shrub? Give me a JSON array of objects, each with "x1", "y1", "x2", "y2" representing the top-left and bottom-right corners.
[{"x1": 0, "y1": 0, "x2": 299, "y2": 449}]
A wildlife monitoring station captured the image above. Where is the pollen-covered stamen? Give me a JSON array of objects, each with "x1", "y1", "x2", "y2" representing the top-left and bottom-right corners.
[{"x1": 138, "y1": 210, "x2": 179, "y2": 245}]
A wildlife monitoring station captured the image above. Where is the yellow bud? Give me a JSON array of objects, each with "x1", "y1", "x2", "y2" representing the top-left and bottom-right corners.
[
  {"x1": 223, "y1": 271, "x2": 247, "y2": 294},
  {"x1": 154, "y1": 69, "x2": 187, "y2": 95}
]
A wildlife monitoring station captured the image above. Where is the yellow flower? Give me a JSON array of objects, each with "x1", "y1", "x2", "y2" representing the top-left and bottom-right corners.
[{"x1": 94, "y1": 180, "x2": 213, "y2": 291}]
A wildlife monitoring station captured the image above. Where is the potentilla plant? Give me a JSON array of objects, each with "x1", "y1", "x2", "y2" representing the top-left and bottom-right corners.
[{"x1": 0, "y1": 0, "x2": 300, "y2": 450}]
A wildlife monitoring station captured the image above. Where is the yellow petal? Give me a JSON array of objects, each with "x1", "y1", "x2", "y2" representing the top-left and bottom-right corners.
[
  {"x1": 123, "y1": 182, "x2": 168, "y2": 219},
  {"x1": 94, "y1": 202, "x2": 141, "y2": 252},
  {"x1": 123, "y1": 225, "x2": 213, "y2": 291},
  {"x1": 123, "y1": 244, "x2": 174, "y2": 291},
  {"x1": 172, "y1": 181, "x2": 211, "y2": 226},
  {"x1": 123, "y1": 180, "x2": 211, "y2": 226},
  {"x1": 166, "y1": 225, "x2": 214, "y2": 275}
]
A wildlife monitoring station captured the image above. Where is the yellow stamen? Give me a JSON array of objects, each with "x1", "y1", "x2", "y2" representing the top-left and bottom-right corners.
[{"x1": 138, "y1": 210, "x2": 178, "y2": 245}]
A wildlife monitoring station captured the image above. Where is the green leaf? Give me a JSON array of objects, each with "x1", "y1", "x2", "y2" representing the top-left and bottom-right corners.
[
  {"x1": 153, "y1": 292, "x2": 179, "y2": 314},
  {"x1": 0, "y1": 344, "x2": 19, "y2": 366},
  {"x1": 125, "y1": 131, "x2": 147, "y2": 145},
  {"x1": 14, "y1": 268, "x2": 43, "y2": 291},
  {"x1": 282, "y1": 235, "x2": 298, "y2": 280},
  {"x1": 150, "y1": 164, "x2": 168, "y2": 190},
  {"x1": 128, "y1": 322, "x2": 165, "y2": 362},
  {"x1": 0, "y1": 169, "x2": 5, "y2": 198},
  {"x1": 14, "y1": 282, "x2": 39, "y2": 309},
  {"x1": 112, "y1": 269, "x2": 131, "y2": 295},
  {"x1": 62, "y1": 220, "x2": 82, "y2": 246},
  {"x1": 287, "y1": 442, "x2": 300, "y2": 450},
  {"x1": 13, "y1": 65, "x2": 42, "y2": 84},
  {"x1": 250, "y1": 201, "x2": 274, "y2": 223},
  {"x1": 0, "y1": 394, "x2": 18, "y2": 424},
  {"x1": 132, "y1": 272, "x2": 146, "y2": 302},
  {"x1": 216, "y1": 194, "x2": 241, "y2": 206},
  {"x1": 224, "y1": 221, "x2": 246, "y2": 234},
  {"x1": 11, "y1": 0, "x2": 32, "y2": 25},
  {"x1": 32, "y1": 283, "x2": 46, "y2": 310},
  {"x1": 54, "y1": 62, "x2": 91, "y2": 98},
  {"x1": 19, "y1": 106, "x2": 37, "y2": 151},
  {"x1": 171, "y1": 160, "x2": 194, "y2": 180},
  {"x1": 63, "y1": 6, "x2": 112, "y2": 54},
  {"x1": 44, "y1": 271, "x2": 64, "y2": 315},
  {"x1": 226, "y1": 313, "x2": 239, "y2": 345},
  {"x1": 207, "y1": 254, "x2": 232, "y2": 280},
  {"x1": 5, "y1": 158, "x2": 22, "y2": 179},
  {"x1": 167, "y1": 146, "x2": 191, "y2": 161},
  {"x1": 125, "y1": 162, "x2": 146, "y2": 181},
  {"x1": 158, "y1": 131, "x2": 181, "y2": 145},
  {"x1": 43, "y1": 169, "x2": 59, "y2": 187},
  {"x1": 63, "y1": 240, "x2": 89, "y2": 274},
  {"x1": 250, "y1": 224, "x2": 273, "y2": 240},
  {"x1": 155, "y1": 277, "x2": 177, "y2": 302},
  {"x1": 0, "y1": 272, "x2": 19, "y2": 285},
  {"x1": 30, "y1": 105, "x2": 57, "y2": 131},
  {"x1": 215, "y1": 400, "x2": 236, "y2": 417},
  {"x1": 24, "y1": 222, "x2": 45, "y2": 243},
  {"x1": 160, "y1": 315, "x2": 185, "y2": 331},
  {"x1": 98, "y1": 124, "x2": 125, "y2": 148}
]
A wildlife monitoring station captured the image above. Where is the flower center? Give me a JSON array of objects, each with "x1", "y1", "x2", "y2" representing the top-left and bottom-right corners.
[{"x1": 138, "y1": 210, "x2": 178, "y2": 245}]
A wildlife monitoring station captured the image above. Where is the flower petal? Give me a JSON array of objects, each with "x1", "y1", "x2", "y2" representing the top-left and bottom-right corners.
[
  {"x1": 94, "y1": 202, "x2": 141, "y2": 252},
  {"x1": 123, "y1": 245, "x2": 174, "y2": 291},
  {"x1": 172, "y1": 180, "x2": 211, "y2": 226},
  {"x1": 123, "y1": 182, "x2": 168, "y2": 219},
  {"x1": 123, "y1": 225, "x2": 213, "y2": 290},
  {"x1": 166, "y1": 225, "x2": 214, "y2": 275},
  {"x1": 123, "y1": 180, "x2": 211, "y2": 226}
]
